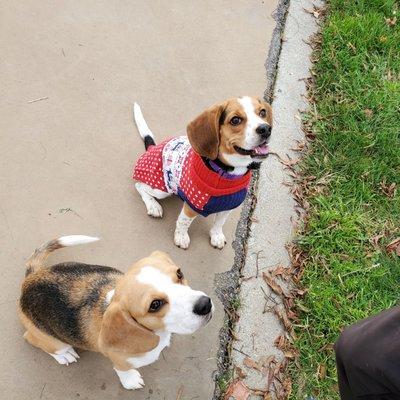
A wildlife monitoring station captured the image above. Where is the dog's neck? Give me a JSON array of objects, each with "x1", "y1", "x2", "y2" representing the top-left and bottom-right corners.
[{"x1": 203, "y1": 157, "x2": 261, "y2": 178}]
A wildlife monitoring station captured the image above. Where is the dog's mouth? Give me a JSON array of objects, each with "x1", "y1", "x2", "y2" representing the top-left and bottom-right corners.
[{"x1": 233, "y1": 142, "x2": 270, "y2": 159}]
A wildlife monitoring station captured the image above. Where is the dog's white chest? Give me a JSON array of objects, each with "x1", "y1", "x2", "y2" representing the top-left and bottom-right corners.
[{"x1": 127, "y1": 331, "x2": 171, "y2": 368}]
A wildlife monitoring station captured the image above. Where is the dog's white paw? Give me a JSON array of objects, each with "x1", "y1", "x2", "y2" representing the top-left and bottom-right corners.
[
  {"x1": 146, "y1": 199, "x2": 163, "y2": 218},
  {"x1": 210, "y1": 232, "x2": 226, "y2": 249},
  {"x1": 174, "y1": 230, "x2": 190, "y2": 249},
  {"x1": 115, "y1": 368, "x2": 145, "y2": 390},
  {"x1": 50, "y1": 346, "x2": 79, "y2": 365}
]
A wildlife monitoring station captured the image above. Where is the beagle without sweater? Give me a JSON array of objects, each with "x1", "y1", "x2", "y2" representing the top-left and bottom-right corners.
[
  {"x1": 133, "y1": 96, "x2": 273, "y2": 249},
  {"x1": 19, "y1": 236, "x2": 213, "y2": 390}
]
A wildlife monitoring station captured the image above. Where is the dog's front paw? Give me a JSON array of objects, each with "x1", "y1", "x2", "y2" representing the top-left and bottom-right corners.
[
  {"x1": 174, "y1": 230, "x2": 190, "y2": 249},
  {"x1": 210, "y1": 232, "x2": 226, "y2": 249},
  {"x1": 50, "y1": 346, "x2": 79, "y2": 365},
  {"x1": 115, "y1": 368, "x2": 144, "y2": 390},
  {"x1": 146, "y1": 199, "x2": 163, "y2": 218}
]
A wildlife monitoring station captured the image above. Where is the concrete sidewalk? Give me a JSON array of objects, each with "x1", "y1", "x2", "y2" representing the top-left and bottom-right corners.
[{"x1": 0, "y1": 1, "x2": 277, "y2": 399}]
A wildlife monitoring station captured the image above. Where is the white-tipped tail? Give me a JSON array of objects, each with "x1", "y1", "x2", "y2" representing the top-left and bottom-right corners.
[
  {"x1": 58, "y1": 235, "x2": 100, "y2": 246},
  {"x1": 133, "y1": 102, "x2": 154, "y2": 140},
  {"x1": 26, "y1": 235, "x2": 100, "y2": 275}
]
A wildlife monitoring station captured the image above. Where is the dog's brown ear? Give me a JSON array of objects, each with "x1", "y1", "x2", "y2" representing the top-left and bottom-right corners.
[
  {"x1": 187, "y1": 103, "x2": 225, "y2": 160},
  {"x1": 99, "y1": 303, "x2": 159, "y2": 354}
]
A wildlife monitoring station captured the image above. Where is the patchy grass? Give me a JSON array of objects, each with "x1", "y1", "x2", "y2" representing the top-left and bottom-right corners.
[
  {"x1": 230, "y1": 296, "x2": 242, "y2": 312},
  {"x1": 217, "y1": 370, "x2": 234, "y2": 394},
  {"x1": 291, "y1": 1, "x2": 400, "y2": 399}
]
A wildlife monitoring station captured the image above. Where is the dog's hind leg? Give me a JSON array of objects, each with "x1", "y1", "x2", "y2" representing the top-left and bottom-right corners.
[
  {"x1": 135, "y1": 182, "x2": 170, "y2": 218},
  {"x1": 20, "y1": 312, "x2": 79, "y2": 365}
]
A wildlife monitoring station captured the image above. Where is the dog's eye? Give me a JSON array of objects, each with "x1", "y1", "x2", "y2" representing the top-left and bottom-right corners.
[
  {"x1": 149, "y1": 299, "x2": 165, "y2": 312},
  {"x1": 230, "y1": 116, "x2": 242, "y2": 126},
  {"x1": 259, "y1": 109, "x2": 266, "y2": 118},
  {"x1": 176, "y1": 269, "x2": 184, "y2": 280}
]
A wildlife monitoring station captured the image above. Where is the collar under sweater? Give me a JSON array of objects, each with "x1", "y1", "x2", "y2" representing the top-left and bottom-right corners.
[{"x1": 188, "y1": 150, "x2": 252, "y2": 196}]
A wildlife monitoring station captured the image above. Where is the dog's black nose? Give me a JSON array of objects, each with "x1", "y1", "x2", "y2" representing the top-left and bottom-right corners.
[
  {"x1": 256, "y1": 124, "x2": 272, "y2": 138},
  {"x1": 193, "y1": 296, "x2": 212, "y2": 316}
]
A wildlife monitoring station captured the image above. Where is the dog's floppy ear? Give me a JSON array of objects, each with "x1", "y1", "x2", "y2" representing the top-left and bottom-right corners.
[
  {"x1": 100, "y1": 302, "x2": 159, "y2": 354},
  {"x1": 187, "y1": 103, "x2": 225, "y2": 160}
]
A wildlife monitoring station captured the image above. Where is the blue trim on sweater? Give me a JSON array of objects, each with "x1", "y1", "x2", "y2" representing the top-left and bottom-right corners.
[{"x1": 178, "y1": 188, "x2": 248, "y2": 217}]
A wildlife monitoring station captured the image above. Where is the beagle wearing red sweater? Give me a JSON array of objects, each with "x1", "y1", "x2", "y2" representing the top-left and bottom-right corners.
[
  {"x1": 133, "y1": 96, "x2": 273, "y2": 250},
  {"x1": 19, "y1": 236, "x2": 213, "y2": 390}
]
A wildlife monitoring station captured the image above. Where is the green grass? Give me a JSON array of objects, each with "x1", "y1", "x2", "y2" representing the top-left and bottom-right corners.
[
  {"x1": 217, "y1": 370, "x2": 234, "y2": 393},
  {"x1": 230, "y1": 296, "x2": 242, "y2": 311},
  {"x1": 291, "y1": 1, "x2": 400, "y2": 398}
]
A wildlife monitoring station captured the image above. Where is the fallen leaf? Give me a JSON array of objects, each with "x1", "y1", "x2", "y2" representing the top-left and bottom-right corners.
[
  {"x1": 386, "y1": 238, "x2": 400, "y2": 256},
  {"x1": 380, "y1": 181, "x2": 396, "y2": 198},
  {"x1": 262, "y1": 272, "x2": 284, "y2": 296},
  {"x1": 282, "y1": 377, "x2": 293, "y2": 397},
  {"x1": 244, "y1": 357, "x2": 262, "y2": 372},
  {"x1": 224, "y1": 380, "x2": 250, "y2": 400},
  {"x1": 280, "y1": 156, "x2": 300, "y2": 167},
  {"x1": 266, "y1": 365, "x2": 276, "y2": 389},
  {"x1": 286, "y1": 309, "x2": 299, "y2": 321},
  {"x1": 275, "y1": 335, "x2": 287, "y2": 350},
  {"x1": 292, "y1": 288, "x2": 308, "y2": 296},
  {"x1": 385, "y1": 16, "x2": 397, "y2": 26},
  {"x1": 386, "y1": 69, "x2": 397, "y2": 81},
  {"x1": 370, "y1": 233, "x2": 385, "y2": 248},
  {"x1": 250, "y1": 389, "x2": 267, "y2": 396},
  {"x1": 235, "y1": 366, "x2": 247, "y2": 379},
  {"x1": 284, "y1": 350, "x2": 296, "y2": 360},
  {"x1": 317, "y1": 363, "x2": 327, "y2": 379},
  {"x1": 271, "y1": 264, "x2": 291, "y2": 281},
  {"x1": 274, "y1": 306, "x2": 292, "y2": 331},
  {"x1": 363, "y1": 109, "x2": 373, "y2": 118},
  {"x1": 259, "y1": 355, "x2": 275, "y2": 370},
  {"x1": 303, "y1": 5, "x2": 326, "y2": 19},
  {"x1": 291, "y1": 140, "x2": 306, "y2": 152}
]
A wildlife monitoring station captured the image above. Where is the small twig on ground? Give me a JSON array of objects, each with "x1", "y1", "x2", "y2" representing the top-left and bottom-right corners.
[
  {"x1": 59, "y1": 207, "x2": 83, "y2": 219},
  {"x1": 233, "y1": 347, "x2": 252, "y2": 358},
  {"x1": 340, "y1": 263, "x2": 381, "y2": 278},
  {"x1": 176, "y1": 385, "x2": 184, "y2": 400},
  {"x1": 254, "y1": 250, "x2": 264, "y2": 278},
  {"x1": 260, "y1": 285, "x2": 279, "y2": 314},
  {"x1": 39, "y1": 383, "x2": 46, "y2": 399},
  {"x1": 28, "y1": 96, "x2": 49, "y2": 103}
]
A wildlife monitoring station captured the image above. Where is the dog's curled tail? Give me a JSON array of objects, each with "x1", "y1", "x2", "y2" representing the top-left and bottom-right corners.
[
  {"x1": 25, "y1": 235, "x2": 99, "y2": 276},
  {"x1": 133, "y1": 102, "x2": 156, "y2": 150}
]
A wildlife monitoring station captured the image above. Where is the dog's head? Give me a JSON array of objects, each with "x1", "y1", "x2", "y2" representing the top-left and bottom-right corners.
[
  {"x1": 187, "y1": 96, "x2": 273, "y2": 170},
  {"x1": 99, "y1": 251, "x2": 213, "y2": 354}
]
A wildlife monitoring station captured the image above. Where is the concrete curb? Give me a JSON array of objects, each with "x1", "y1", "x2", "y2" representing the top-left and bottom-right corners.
[
  {"x1": 213, "y1": 1, "x2": 290, "y2": 398},
  {"x1": 228, "y1": 0, "x2": 323, "y2": 398}
]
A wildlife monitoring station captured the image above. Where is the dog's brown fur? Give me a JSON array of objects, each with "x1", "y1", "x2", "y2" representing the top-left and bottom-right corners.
[
  {"x1": 187, "y1": 97, "x2": 273, "y2": 163},
  {"x1": 19, "y1": 240, "x2": 186, "y2": 369}
]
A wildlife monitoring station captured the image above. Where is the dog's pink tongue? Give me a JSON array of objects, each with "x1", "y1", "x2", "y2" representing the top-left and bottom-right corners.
[{"x1": 254, "y1": 144, "x2": 269, "y2": 155}]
